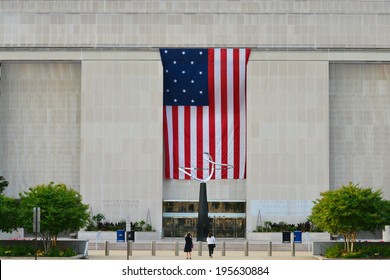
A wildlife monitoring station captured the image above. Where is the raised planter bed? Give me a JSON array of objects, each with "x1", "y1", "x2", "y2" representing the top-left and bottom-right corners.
[{"x1": 0, "y1": 239, "x2": 89, "y2": 258}]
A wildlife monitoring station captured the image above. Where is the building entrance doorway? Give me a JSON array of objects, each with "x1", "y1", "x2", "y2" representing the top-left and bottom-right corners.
[
  {"x1": 162, "y1": 201, "x2": 246, "y2": 238},
  {"x1": 162, "y1": 217, "x2": 246, "y2": 238},
  {"x1": 210, "y1": 217, "x2": 246, "y2": 238}
]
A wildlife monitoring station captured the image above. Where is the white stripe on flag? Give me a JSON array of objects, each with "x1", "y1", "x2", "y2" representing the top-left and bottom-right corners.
[
  {"x1": 178, "y1": 106, "x2": 185, "y2": 179},
  {"x1": 239, "y1": 49, "x2": 247, "y2": 178},
  {"x1": 203, "y1": 106, "x2": 209, "y2": 180},
  {"x1": 227, "y1": 48, "x2": 234, "y2": 178},
  {"x1": 190, "y1": 106, "x2": 197, "y2": 178},
  {"x1": 214, "y1": 48, "x2": 222, "y2": 179}
]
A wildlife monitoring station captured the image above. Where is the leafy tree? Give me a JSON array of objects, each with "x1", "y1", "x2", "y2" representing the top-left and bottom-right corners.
[
  {"x1": 18, "y1": 182, "x2": 89, "y2": 253},
  {"x1": 0, "y1": 194, "x2": 19, "y2": 232},
  {"x1": 310, "y1": 182, "x2": 390, "y2": 253},
  {"x1": 0, "y1": 176, "x2": 9, "y2": 194}
]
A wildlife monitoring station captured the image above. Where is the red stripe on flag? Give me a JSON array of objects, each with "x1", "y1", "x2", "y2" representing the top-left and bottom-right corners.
[
  {"x1": 172, "y1": 106, "x2": 179, "y2": 179},
  {"x1": 197, "y1": 106, "x2": 203, "y2": 180},
  {"x1": 184, "y1": 106, "x2": 191, "y2": 179},
  {"x1": 220, "y1": 49, "x2": 228, "y2": 179},
  {"x1": 163, "y1": 108, "x2": 170, "y2": 178},
  {"x1": 208, "y1": 49, "x2": 216, "y2": 179}
]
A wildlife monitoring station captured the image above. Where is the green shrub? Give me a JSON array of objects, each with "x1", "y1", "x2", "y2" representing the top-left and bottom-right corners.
[
  {"x1": 62, "y1": 247, "x2": 77, "y2": 257},
  {"x1": 86, "y1": 218, "x2": 127, "y2": 231},
  {"x1": 47, "y1": 247, "x2": 62, "y2": 257},
  {"x1": 354, "y1": 245, "x2": 390, "y2": 259},
  {"x1": 255, "y1": 220, "x2": 322, "y2": 232},
  {"x1": 46, "y1": 246, "x2": 76, "y2": 257},
  {"x1": 324, "y1": 244, "x2": 343, "y2": 258},
  {"x1": 0, "y1": 245, "x2": 35, "y2": 257},
  {"x1": 0, "y1": 245, "x2": 76, "y2": 257}
]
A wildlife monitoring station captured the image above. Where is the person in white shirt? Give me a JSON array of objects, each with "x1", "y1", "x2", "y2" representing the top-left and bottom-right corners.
[{"x1": 206, "y1": 232, "x2": 216, "y2": 258}]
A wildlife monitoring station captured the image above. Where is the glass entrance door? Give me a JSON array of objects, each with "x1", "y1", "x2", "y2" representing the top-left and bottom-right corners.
[
  {"x1": 163, "y1": 217, "x2": 198, "y2": 238},
  {"x1": 210, "y1": 217, "x2": 246, "y2": 238}
]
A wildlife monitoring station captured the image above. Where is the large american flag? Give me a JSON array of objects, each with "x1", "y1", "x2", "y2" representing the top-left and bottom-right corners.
[{"x1": 160, "y1": 48, "x2": 251, "y2": 180}]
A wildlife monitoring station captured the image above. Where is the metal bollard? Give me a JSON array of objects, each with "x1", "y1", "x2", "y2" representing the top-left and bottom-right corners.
[
  {"x1": 127, "y1": 241, "x2": 133, "y2": 259},
  {"x1": 291, "y1": 241, "x2": 295, "y2": 257},
  {"x1": 244, "y1": 241, "x2": 249, "y2": 256},
  {"x1": 105, "y1": 241, "x2": 109, "y2": 256},
  {"x1": 151, "y1": 241, "x2": 156, "y2": 256},
  {"x1": 221, "y1": 241, "x2": 226, "y2": 256},
  {"x1": 268, "y1": 241, "x2": 272, "y2": 257},
  {"x1": 198, "y1": 241, "x2": 202, "y2": 256},
  {"x1": 174, "y1": 241, "x2": 179, "y2": 256}
]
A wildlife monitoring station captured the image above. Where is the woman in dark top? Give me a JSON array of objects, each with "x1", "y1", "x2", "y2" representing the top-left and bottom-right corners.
[{"x1": 184, "y1": 232, "x2": 193, "y2": 259}]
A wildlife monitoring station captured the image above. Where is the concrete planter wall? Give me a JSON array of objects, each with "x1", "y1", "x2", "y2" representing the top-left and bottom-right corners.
[
  {"x1": 247, "y1": 232, "x2": 283, "y2": 243},
  {"x1": 134, "y1": 231, "x2": 159, "y2": 241},
  {"x1": 77, "y1": 231, "x2": 160, "y2": 242},
  {"x1": 78, "y1": 231, "x2": 116, "y2": 242},
  {"x1": 0, "y1": 229, "x2": 24, "y2": 240},
  {"x1": 384, "y1": 225, "x2": 390, "y2": 242},
  {"x1": 247, "y1": 232, "x2": 331, "y2": 243}
]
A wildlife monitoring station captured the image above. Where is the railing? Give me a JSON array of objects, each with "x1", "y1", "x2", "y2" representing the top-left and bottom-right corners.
[{"x1": 98, "y1": 240, "x2": 311, "y2": 258}]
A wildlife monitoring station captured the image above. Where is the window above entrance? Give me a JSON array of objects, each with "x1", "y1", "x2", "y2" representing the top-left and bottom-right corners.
[{"x1": 163, "y1": 201, "x2": 245, "y2": 214}]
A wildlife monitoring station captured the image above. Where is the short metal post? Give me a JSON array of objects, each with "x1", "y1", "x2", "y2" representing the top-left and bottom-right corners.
[
  {"x1": 221, "y1": 241, "x2": 226, "y2": 256},
  {"x1": 268, "y1": 241, "x2": 272, "y2": 256},
  {"x1": 198, "y1": 241, "x2": 202, "y2": 256},
  {"x1": 151, "y1": 241, "x2": 156, "y2": 256},
  {"x1": 174, "y1": 241, "x2": 179, "y2": 256},
  {"x1": 291, "y1": 241, "x2": 295, "y2": 257},
  {"x1": 127, "y1": 241, "x2": 132, "y2": 259},
  {"x1": 105, "y1": 241, "x2": 109, "y2": 256},
  {"x1": 244, "y1": 241, "x2": 249, "y2": 256}
]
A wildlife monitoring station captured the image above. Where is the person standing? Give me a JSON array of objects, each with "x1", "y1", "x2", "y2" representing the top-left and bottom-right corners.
[
  {"x1": 184, "y1": 232, "x2": 193, "y2": 259},
  {"x1": 206, "y1": 232, "x2": 216, "y2": 258}
]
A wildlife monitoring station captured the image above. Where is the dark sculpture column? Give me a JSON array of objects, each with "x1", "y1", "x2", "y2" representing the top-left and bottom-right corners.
[{"x1": 197, "y1": 182, "x2": 209, "y2": 241}]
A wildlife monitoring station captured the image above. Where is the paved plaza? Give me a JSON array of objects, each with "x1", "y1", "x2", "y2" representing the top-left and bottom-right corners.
[
  {"x1": 0, "y1": 239, "x2": 320, "y2": 260},
  {"x1": 86, "y1": 249, "x2": 316, "y2": 260},
  {"x1": 84, "y1": 240, "x2": 317, "y2": 260}
]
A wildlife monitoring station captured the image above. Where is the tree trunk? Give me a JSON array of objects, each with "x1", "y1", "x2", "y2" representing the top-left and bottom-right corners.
[
  {"x1": 350, "y1": 232, "x2": 357, "y2": 253},
  {"x1": 52, "y1": 235, "x2": 57, "y2": 248},
  {"x1": 344, "y1": 234, "x2": 351, "y2": 253},
  {"x1": 343, "y1": 234, "x2": 348, "y2": 252},
  {"x1": 42, "y1": 232, "x2": 52, "y2": 253}
]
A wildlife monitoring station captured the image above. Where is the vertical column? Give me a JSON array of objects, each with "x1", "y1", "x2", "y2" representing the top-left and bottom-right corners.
[{"x1": 197, "y1": 182, "x2": 209, "y2": 241}]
